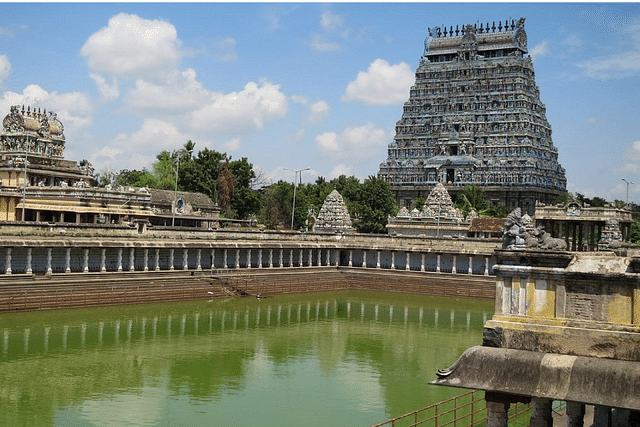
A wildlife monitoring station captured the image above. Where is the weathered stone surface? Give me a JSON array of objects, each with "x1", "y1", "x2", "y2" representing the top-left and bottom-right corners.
[{"x1": 431, "y1": 345, "x2": 640, "y2": 410}]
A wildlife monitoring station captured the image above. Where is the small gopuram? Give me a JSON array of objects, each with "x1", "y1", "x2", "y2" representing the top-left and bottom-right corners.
[
  {"x1": 431, "y1": 208, "x2": 640, "y2": 426},
  {"x1": 386, "y1": 182, "x2": 468, "y2": 237},
  {"x1": 378, "y1": 18, "x2": 567, "y2": 215},
  {"x1": 0, "y1": 105, "x2": 219, "y2": 228},
  {"x1": 312, "y1": 189, "x2": 354, "y2": 233}
]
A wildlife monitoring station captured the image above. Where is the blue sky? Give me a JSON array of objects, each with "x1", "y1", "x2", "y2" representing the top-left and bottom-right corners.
[{"x1": 0, "y1": 2, "x2": 639, "y2": 201}]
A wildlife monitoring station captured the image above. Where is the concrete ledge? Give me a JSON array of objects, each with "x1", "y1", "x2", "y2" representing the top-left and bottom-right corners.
[{"x1": 430, "y1": 345, "x2": 640, "y2": 410}]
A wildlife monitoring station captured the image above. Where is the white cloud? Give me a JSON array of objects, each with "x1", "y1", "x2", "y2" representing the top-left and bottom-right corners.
[
  {"x1": 311, "y1": 34, "x2": 342, "y2": 52},
  {"x1": 310, "y1": 10, "x2": 349, "y2": 51},
  {"x1": 529, "y1": 41, "x2": 549, "y2": 59},
  {"x1": 342, "y1": 59, "x2": 414, "y2": 105},
  {"x1": 320, "y1": 11, "x2": 344, "y2": 32},
  {"x1": 93, "y1": 118, "x2": 186, "y2": 170},
  {"x1": 0, "y1": 84, "x2": 93, "y2": 129},
  {"x1": 315, "y1": 122, "x2": 388, "y2": 164},
  {"x1": 328, "y1": 164, "x2": 353, "y2": 180},
  {"x1": 304, "y1": 100, "x2": 330, "y2": 125},
  {"x1": 0, "y1": 54, "x2": 10, "y2": 86},
  {"x1": 576, "y1": 51, "x2": 640, "y2": 79},
  {"x1": 221, "y1": 138, "x2": 241, "y2": 152},
  {"x1": 89, "y1": 73, "x2": 119, "y2": 100},
  {"x1": 215, "y1": 37, "x2": 238, "y2": 63},
  {"x1": 80, "y1": 13, "x2": 182, "y2": 80},
  {"x1": 190, "y1": 80, "x2": 288, "y2": 134},
  {"x1": 291, "y1": 95, "x2": 308, "y2": 105},
  {"x1": 124, "y1": 68, "x2": 210, "y2": 113}
]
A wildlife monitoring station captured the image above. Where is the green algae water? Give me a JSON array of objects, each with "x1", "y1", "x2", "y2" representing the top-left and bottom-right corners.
[{"x1": 0, "y1": 291, "x2": 493, "y2": 427}]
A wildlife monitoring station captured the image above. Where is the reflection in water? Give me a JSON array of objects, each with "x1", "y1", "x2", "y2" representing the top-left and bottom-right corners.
[{"x1": 0, "y1": 291, "x2": 492, "y2": 427}]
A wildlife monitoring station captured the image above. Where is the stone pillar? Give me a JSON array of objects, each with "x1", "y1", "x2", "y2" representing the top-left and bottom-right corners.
[
  {"x1": 421, "y1": 253, "x2": 425, "y2": 272},
  {"x1": 46, "y1": 248, "x2": 52, "y2": 275},
  {"x1": 279, "y1": 249, "x2": 284, "y2": 268},
  {"x1": 436, "y1": 253, "x2": 441, "y2": 273},
  {"x1": 405, "y1": 252, "x2": 410, "y2": 271},
  {"x1": 35, "y1": 211, "x2": 41, "y2": 222},
  {"x1": 308, "y1": 249, "x2": 312, "y2": 266},
  {"x1": 299, "y1": 249, "x2": 303, "y2": 267},
  {"x1": 269, "y1": 249, "x2": 273, "y2": 268},
  {"x1": 60, "y1": 212, "x2": 65, "y2": 223},
  {"x1": 169, "y1": 249, "x2": 174, "y2": 271},
  {"x1": 594, "y1": 406, "x2": 612, "y2": 427},
  {"x1": 83, "y1": 248, "x2": 89, "y2": 273},
  {"x1": 26, "y1": 247, "x2": 32, "y2": 275},
  {"x1": 130, "y1": 248, "x2": 135, "y2": 272},
  {"x1": 258, "y1": 249, "x2": 263, "y2": 268},
  {"x1": 97, "y1": 248, "x2": 106, "y2": 272},
  {"x1": 566, "y1": 402, "x2": 585, "y2": 427},
  {"x1": 144, "y1": 249, "x2": 149, "y2": 272},
  {"x1": 211, "y1": 249, "x2": 215, "y2": 269},
  {"x1": 317, "y1": 249, "x2": 321, "y2": 266},
  {"x1": 235, "y1": 249, "x2": 240, "y2": 269},
  {"x1": 326, "y1": 249, "x2": 330, "y2": 266},
  {"x1": 75, "y1": 213, "x2": 81, "y2": 224},
  {"x1": 486, "y1": 401, "x2": 510, "y2": 427},
  {"x1": 196, "y1": 249, "x2": 202, "y2": 271},
  {"x1": 377, "y1": 250, "x2": 381, "y2": 269},
  {"x1": 468, "y1": 255, "x2": 473, "y2": 274},
  {"x1": 247, "y1": 249, "x2": 252, "y2": 269},
  {"x1": 391, "y1": 251, "x2": 395, "y2": 269},
  {"x1": 348, "y1": 250, "x2": 353, "y2": 267},
  {"x1": 452, "y1": 254, "x2": 457, "y2": 274},
  {"x1": 223, "y1": 249, "x2": 228, "y2": 269},
  {"x1": 530, "y1": 398, "x2": 553, "y2": 427},
  {"x1": 65, "y1": 248, "x2": 71, "y2": 273},
  {"x1": 484, "y1": 256, "x2": 490, "y2": 276},
  {"x1": 362, "y1": 251, "x2": 367, "y2": 268},
  {"x1": 182, "y1": 249, "x2": 189, "y2": 270},
  {"x1": 289, "y1": 249, "x2": 293, "y2": 267},
  {"x1": 334, "y1": 249, "x2": 339, "y2": 266},
  {"x1": 155, "y1": 248, "x2": 160, "y2": 271}
]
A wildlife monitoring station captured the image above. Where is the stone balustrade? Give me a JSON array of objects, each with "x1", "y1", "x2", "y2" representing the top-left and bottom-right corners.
[{"x1": 0, "y1": 232, "x2": 499, "y2": 277}]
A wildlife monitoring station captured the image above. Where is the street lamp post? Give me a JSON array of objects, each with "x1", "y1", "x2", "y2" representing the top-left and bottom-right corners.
[
  {"x1": 172, "y1": 149, "x2": 192, "y2": 227},
  {"x1": 622, "y1": 178, "x2": 634, "y2": 205},
  {"x1": 285, "y1": 167, "x2": 309, "y2": 230}
]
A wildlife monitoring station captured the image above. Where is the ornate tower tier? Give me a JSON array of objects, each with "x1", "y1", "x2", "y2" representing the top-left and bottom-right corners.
[
  {"x1": 378, "y1": 18, "x2": 566, "y2": 215},
  {"x1": 1, "y1": 105, "x2": 66, "y2": 158}
]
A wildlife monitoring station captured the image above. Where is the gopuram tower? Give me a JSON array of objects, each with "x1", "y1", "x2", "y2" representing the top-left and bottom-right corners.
[{"x1": 378, "y1": 18, "x2": 566, "y2": 215}]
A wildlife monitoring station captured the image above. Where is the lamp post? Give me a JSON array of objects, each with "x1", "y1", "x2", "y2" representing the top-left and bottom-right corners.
[
  {"x1": 622, "y1": 178, "x2": 634, "y2": 205},
  {"x1": 171, "y1": 148, "x2": 192, "y2": 227},
  {"x1": 285, "y1": 167, "x2": 309, "y2": 230}
]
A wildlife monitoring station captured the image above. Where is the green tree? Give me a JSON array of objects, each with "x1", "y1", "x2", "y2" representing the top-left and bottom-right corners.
[
  {"x1": 113, "y1": 169, "x2": 157, "y2": 188},
  {"x1": 484, "y1": 204, "x2": 510, "y2": 218},
  {"x1": 555, "y1": 192, "x2": 570, "y2": 206},
  {"x1": 413, "y1": 197, "x2": 426, "y2": 210},
  {"x1": 180, "y1": 147, "x2": 229, "y2": 198},
  {"x1": 260, "y1": 181, "x2": 294, "y2": 229},
  {"x1": 216, "y1": 164, "x2": 235, "y2": 216},
  {"x1": 353, "y1": 176, "x2": 398, "y2": 233},
  {"x1": 455, "y1": 185, "x2": 488, "y2": 217}
]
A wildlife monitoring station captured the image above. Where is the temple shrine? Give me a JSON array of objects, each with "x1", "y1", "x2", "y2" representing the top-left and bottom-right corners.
[
  {"x1": 378, "y1": 18, "x2": 567, "y2": 215},
  {"x1": 0, "y1": 105, "x2": 219, "y2": 228}
]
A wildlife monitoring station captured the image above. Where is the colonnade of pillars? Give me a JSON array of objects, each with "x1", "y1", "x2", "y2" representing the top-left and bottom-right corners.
[
  {"x1": 539, "y1": 220, "x2": 632, "y2": 252},
  {"x1": 1, "y1": 247, "x2": 493, "y2": 276},
  {"x1": 486, "y1": 396, "x2": 640, "y2": 427}
]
